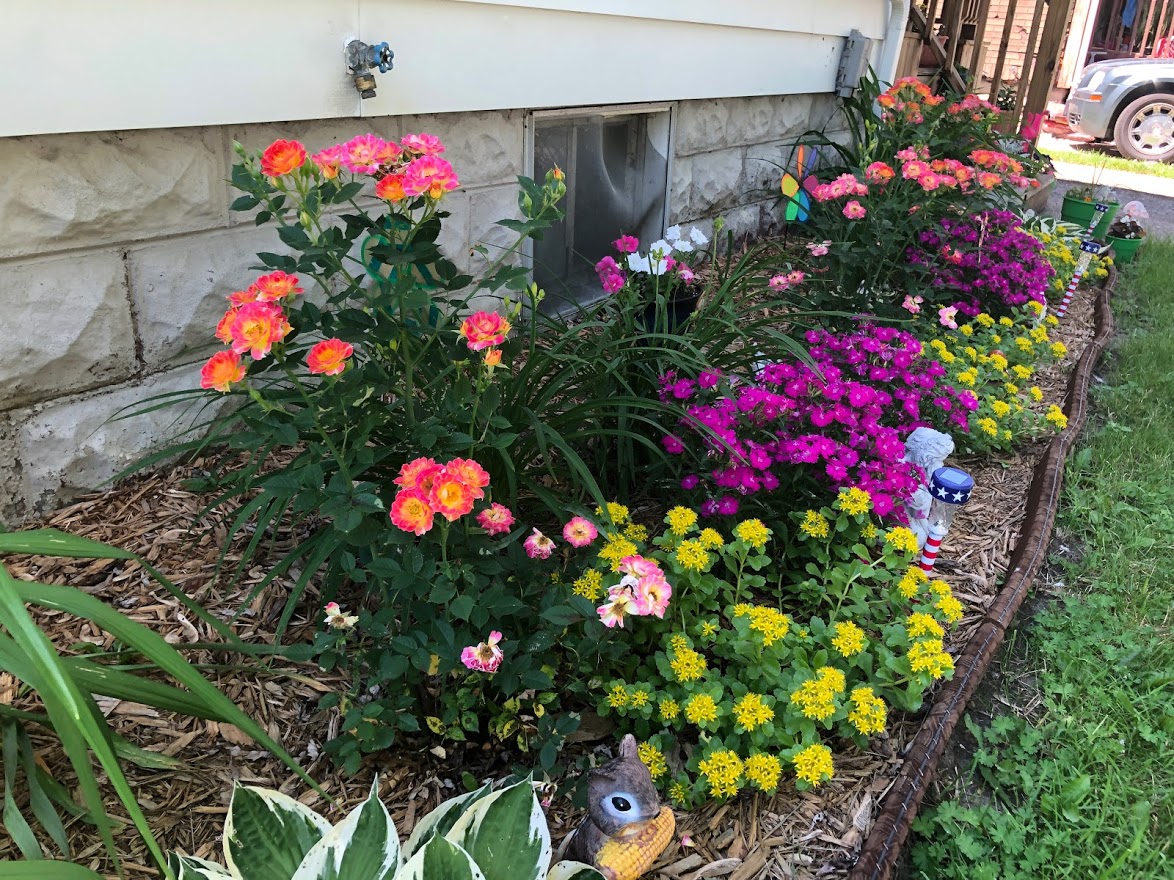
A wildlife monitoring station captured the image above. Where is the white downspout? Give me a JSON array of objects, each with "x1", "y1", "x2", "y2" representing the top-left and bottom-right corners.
[{"x1": 876, "y1": 0, "x2": 912, "y2": 87}]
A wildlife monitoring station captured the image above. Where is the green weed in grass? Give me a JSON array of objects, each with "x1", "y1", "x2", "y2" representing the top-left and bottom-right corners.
[{"x1": 908, "y1": 242, "x2": 1174, "y2": 879}]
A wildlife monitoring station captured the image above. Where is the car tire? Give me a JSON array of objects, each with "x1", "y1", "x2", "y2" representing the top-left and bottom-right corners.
[{"x1": 1113, "y1": 92, "x2": 1174, "y2": 162}]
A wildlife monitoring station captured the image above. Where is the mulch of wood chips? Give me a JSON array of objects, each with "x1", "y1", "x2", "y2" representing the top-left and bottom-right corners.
[{"x1": 0, "y1": 286, "x2": 1098, "y2": 879}]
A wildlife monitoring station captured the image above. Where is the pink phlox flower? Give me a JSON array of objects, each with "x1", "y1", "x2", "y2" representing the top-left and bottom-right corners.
[
  {"x1": 601, "y1": 272, "x2": 626, "y2": 294},
  {"x1": 613, "y1": 235, "x2": 640, "y2": 254}
]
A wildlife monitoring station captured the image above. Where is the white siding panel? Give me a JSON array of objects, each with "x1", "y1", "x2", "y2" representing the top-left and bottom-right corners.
[
  {"x1": 1, "y1": 0, "x2": 359, "y2": 137},
  {"x1": 360, "y1": 0, "x2": 860, "y2": 117},
  {"x1": 1, "y1": 0, "x2": 884, "y2": 136}
]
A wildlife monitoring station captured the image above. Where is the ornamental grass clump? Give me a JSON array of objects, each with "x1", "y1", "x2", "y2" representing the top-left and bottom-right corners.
[
  {"x1": 661, "y1": 324, "x2": 977, "y2": 520},
  {"x1": 579, "y1": 494, "x2": 963, "y2": 806}
]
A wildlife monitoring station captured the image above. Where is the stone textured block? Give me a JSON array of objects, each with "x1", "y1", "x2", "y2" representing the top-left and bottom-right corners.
[
  {"x1": 669, "y1": 155, "x2": 693, "y2": 224},
  {"x1": 15, "y1": 364, "x2": 212, "y2": 515},
  {"x1": 0, "y1": 251, "x2": 136, "y2": 410},
  {"x1": 468, "y1": 185, "x2": 523, "y2": 275},
  {"x1": 128, "y1": 227, "x2": 296, "y2": 369},
  {"x1": 434, "y1": 190, "x2": 472, "y2": 274},
  {"x1": 229, "y1": 118, "x2": 399, "y2": 158},
  {"x1": 0, "y1": 129, "x2": 227, "y2": 260},
  {"x1": 675, "y1": 100, "x2": 730, "y2": 156},
  {"x1": 774, "y1": 93, "x2": 818, "y2": 139},
  {"x1": 744, "y1": 140, "x2": 794, "y2": 202},
  {"x1": 725, "y1": 96, "x2": 782, "y2": 147},
  {"x1": 689, "y1": 148, "x2": 746, "y2": 217},
  {"x1": 396, "y1": 110, "x2": 525, "y2": 188}
]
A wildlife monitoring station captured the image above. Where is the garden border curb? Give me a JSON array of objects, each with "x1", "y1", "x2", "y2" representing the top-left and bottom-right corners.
[{"x1": 849, "y1": 271, "x2": 1119, "y2": 880}]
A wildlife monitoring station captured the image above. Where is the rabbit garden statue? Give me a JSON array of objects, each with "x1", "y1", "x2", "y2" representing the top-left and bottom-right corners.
[{"x1": 565, "y1": 734, "x2": 676, "y2": 880}]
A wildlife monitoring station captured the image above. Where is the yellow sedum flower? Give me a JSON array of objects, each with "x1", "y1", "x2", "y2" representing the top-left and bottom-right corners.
[
  {"x1": 734, "y1": 518, "x2": 771, "y2": 549},
  {"x1": 740, "y1": 605, "x2": 790, "y2": 646},
  {"x1": 977, "y1": 417, "x2": 999, "y2": 437},
  {"x1": 596, "y1": 502, "x2": 630, "y2": 525},
  {"x1": 1029, "y1": 326, "x2": 1050, "y2": 344},
  {"x1": 999, "y1": 317, "x2": 1014, "y2": 327},
  {"x1": 817, "y1": 666, "x2": 846, "y2": 694},
  {"x1": 989, "y1": 353, "x2": 1008, "y2": 372},
  {"x1": 670, "y1": 647, "x2": 708, "y2": 683},
  {"x1": 1013, "y1": 364, "x2": 1033, "y2": 380},
  {"x1": 629, "y1": 690, "x2": 650, "y2": 709},
  {"x1": 699, "y1": 620, "x2": 718, "y2": 638},
  {"x1": 991, "y1": 399, "x2": 1011, "y2": 418},
  {"x1": 790, "y1": 679, "x2": 837, "y2": 721},
  {"x1": 1029, "y1": 385, "x2": 1044, "y2": 402},
  {"x1": 1046, "y1": 315, "x2": 1059, "y2": 327},
  {"x1": 1046, "y1": 404, "x2": 1068, "y2": 429},
  {"x1": 1005, "y1": 382, "x2": 1019, "y2": 395},
  {"x1": 831, "y1": 621, "x2": 866, "y2": 657},
  {"x1": 573, "y1": 568, "x2": 604, "y2": 600},
  {"x1": 959, "y1": 324, "x2": 974, "y2": 336},
  {"x1": 675, "y1": 539, "x2": 710, "y2": 572},
  {"x1": 698, "y1": 749, "x2": 742, "y2": 798},
  {"x1": 936, "y1": 594, "x2": 964, "y2": 624},
  {"x1": 607, "y1": 684, "x2": 629, "y2": 708},
  {"x1": 623, "y1": 523, "x2": 649, "y2": 542},
  {"x1": 862, "y1": 523, "x2": 879, "y2": 539},
  {"x1": 885, "y1": 527, "x2": 920, "y2": 555},
  {"x1": 665, "y1": 506, "x2": 698, "y2": 536},
  {"x1": 908, "y1": 638, "x2": 955, "y2": 679},
  {"x1": 800, "y1": 510, "x2": 830, "y2": 539},
  {"x1": 684, "y1": 693, "x2": 719, "y2": 725},
  {"x1": 698, "y1": 528, "x2": 725, "y2": 549},
  {"x1": 659, "y1": 698, "x2": 680, "y2": 722},
  {"x1": 792, "y1": 743, "x2": 834, "y2": 786},
  {"x1": 733, "y1": 693, "x2": 774, "y2": 730},
  {"x1": 976, "y1": 312, "x2": 995, "y2": 328},
  {"x1": 836, "y1": 487, "x2": 872, "y2": 516},
  {"x1": 637, "y1": 741, "x2": 667, "y2": 779},
  {"x1": 956, "y1": 369, "x2": 977, "y2": 387},
  {"x1": 1050, "y1": 341, "x2": 1068, "y2": 358},
  {"x1": 907, "y1": 612, "x2": 945, "y2": 639},
  {"x1": 668, "y1": 781, "x2": 688, "y2": 804},
  {"x1": 669, "y1": 633, "x2": 689, "y2": 653},
  {"x1": 848, "y1": 687, "x2": 887, "y2": 736},
  {"x1": 744, "y1": 753, "x2": 782, "y2": 791}
]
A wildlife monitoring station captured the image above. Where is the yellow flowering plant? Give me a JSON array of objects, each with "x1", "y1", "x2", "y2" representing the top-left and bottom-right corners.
[
  {"x1": 922, "y1": 304, "x2": 1069, "y2": 453},
  {"x1": 593, "y1": 490, "x2": 962, "y2": 806},
  {"x1": 1028, "y1": 220, "x2": 1112, "y2": 298}
]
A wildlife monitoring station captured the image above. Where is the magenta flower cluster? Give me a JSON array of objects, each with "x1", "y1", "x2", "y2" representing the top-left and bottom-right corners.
[
  {"x1": 661, "y1": 324, "x2": 979, "y2": 519},
  {"x1": 910, "y1": 209, "x2": 1054, "y2": 312}
]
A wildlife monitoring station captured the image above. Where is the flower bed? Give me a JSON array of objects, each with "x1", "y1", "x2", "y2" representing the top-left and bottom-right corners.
[{"x1": 0, "y1": 78, "x2": 1115, "y2": 880}]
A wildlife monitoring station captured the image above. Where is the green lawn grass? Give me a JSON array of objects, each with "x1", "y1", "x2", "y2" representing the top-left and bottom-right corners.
[
  {"x1": 908, "y1": 242, "x2": 1174, "y2": 879},
  {"x1": 1040, "y1": 143, "x2": 1174, "y2": 181}
]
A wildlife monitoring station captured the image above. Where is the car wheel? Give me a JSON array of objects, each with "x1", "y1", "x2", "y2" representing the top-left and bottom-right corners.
[{"x1": 1114, "y1": 93, "x2": 1174, "y2": 162}]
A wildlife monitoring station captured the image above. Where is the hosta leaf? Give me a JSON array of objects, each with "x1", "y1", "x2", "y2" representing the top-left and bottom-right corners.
[
  {"x1": 290, "y1": 780, "x2": 399, "y2": 880},
  {"x1": 401, "y1": 782, "x2": 493, "y2": 860},
  {"x1": 548, "y1": 862, "x2": 607, "y2": 880},
  {"x1": 399, "y1": 836, "x2": 486, "y2": 880},
  {"x1": 224, "y1": 785, "x2": 331, "y2": 880},
  {"x1": 444, "y1": 780, "x2": 551, "y2": 880},
  {"x1": 0, "y1": 863, "x2": 105, "y2": 879},
  {"x1": 168, "y1": 852, "x2": 234, "y2": 880}
]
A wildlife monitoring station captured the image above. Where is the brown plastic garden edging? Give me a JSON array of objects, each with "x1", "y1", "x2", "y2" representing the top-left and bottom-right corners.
[{"x1": 849, "y1": 270, "x2": 1119, "y2": 880}]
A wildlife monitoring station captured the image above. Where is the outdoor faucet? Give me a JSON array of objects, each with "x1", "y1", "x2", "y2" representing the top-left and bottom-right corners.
[{"x1": 346, "y1": 40, "x2": 394, "y2": 99}]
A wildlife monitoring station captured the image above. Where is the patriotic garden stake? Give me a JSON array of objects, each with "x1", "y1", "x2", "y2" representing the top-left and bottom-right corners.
[
  {"x1": 919, "y1": 466, "x2": 975, "y2": 573},
  {"x1": 1085, "y1": 201, "x2": 1111, "y2": 237},
  {"x1": 1056, "y1": 239, "x2": 1102, "y2": 319}
]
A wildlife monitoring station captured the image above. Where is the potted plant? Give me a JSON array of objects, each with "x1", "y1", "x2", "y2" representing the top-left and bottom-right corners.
[
  {"x1": 1060, "y1": 183, "x2": 1120, "y2": 237},
  {"x1": 595, "y1": 226, "x2": 709, "y2": 333},
  {"x1": 1105, "y1": 216, "x2": 1147, "y2": 264}
]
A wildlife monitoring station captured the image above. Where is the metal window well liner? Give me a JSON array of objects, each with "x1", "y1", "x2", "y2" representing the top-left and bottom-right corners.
[{"x1": 849, "y1": 271, "x2": 1119, "y2": 880}]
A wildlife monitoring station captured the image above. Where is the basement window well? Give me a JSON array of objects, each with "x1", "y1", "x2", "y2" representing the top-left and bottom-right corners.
[{"x1": 529, "y1": 106, "x2": 672, "y2": 313}]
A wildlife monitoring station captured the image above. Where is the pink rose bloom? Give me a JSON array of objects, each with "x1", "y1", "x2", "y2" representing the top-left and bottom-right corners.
[
  {"x1": 402, "y1": 156, "x2": 460, "y2": 200},
  {"x1": 618, "y1": 555, "x2": 662, "y2": 578},
  {"x1": 938, "y1": 305, "x2": 959, "y2": 329},
  {"x1": 902, "y1": 160, "x2": 931, "y2": 180},
  {"x1": 461, "y1": 631, "x2": 504, "y2": 673},
  {"x1": 476, "y1": 502, "x2": 515, "y2": 536},
  {"x1": 524, "y1": 528, "x2": 556, "y2": 559},
  {"x1": 460, "y1": 311, "x2": 511, "y2": 351},
  {"x1": 895, "y1": 146, "x2": 918, "y2": 161},
  {"x1": 919, "y1": 173, "x2": 940, "y2": 192},
  {"x1": 400, "y1": 132, "x2": 445, "y2": 155},
  {"x1": 597, "y1": 589, "x2": 637, "y2": 628},
  {"x1": 601, "y1": 272, "x2": 626, "y2": 294},
  {"x1": 902, "y1": 295, "x2": 924, "y2": 314},
  {"x1": 769, "y1": 274, "x2": 792, "y2": 291},
  {"x1": 341, "y1": 134, "x2": 390, "y2": 175},
  {"x1": 613, "y1": 235, "x2": 640, "y2": 254},
  {"x1": 786, "y1": 270, "x2": 806, "y2": 285},
  {"x1": 677, "y1": 266, "x2": 696, "y2": 284},
  {"x1": 806, "y1": 240, "x2": 831, "y2": 257},
  {"x1": 633, "y1": 573, "x2": 672, "y2": 618},
  {"x1": 827, "y1": 179, "x2": 847, "y2": 199},
  {"x1": 562, "y1": 516, "x2": 599, "y2": 548},
  {"x1": 843, "y1": 200, "x2": 867, "y2": 220}
]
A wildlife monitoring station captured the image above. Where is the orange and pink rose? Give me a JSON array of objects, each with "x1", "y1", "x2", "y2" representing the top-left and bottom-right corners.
[
  {"x1": 230, "y1": 301, "x2": 291, "y2": 360},
  {"x1": 428, "y1": 475, "x2": 476, "y2": 522},
  {"x1": 390, "y1": 489, "x2": 435, "y2": 535},
  {"x1": 200, "y1": 350, "x2": 247, "y2": 393},
  {"x1": 306, "y1": 338, "x2": 354, "y2": 376},
  {"x1": 459, "y1": 311, "x2": 511, "y2": 352},
  {"x1": 260, "y1": 140, "x2": 307, "y2": 178},
  {"x1": 402, "y1": 156, "x2": 460, "y2": 200}
]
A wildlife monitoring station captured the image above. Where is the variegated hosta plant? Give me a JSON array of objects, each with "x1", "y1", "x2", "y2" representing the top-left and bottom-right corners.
[{"x1": 169, "y1": 778, "x2": 604, "y2": 880}]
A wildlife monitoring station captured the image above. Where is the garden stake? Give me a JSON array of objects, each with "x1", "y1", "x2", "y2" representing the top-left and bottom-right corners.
[
  {"x1": 918, "y1": 467, "x2": 974, "y2": 572},
  {"x1": 1084, "y1": 201, "x2": 1111, "y2": 237},
  {"x1": 1056, "y1": 240, "x2": 1102, "y2": 319}
]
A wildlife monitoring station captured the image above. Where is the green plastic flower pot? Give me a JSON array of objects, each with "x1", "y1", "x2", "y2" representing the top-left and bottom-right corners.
[
  {"x1": 1107, "y1": 234, "x2": 1144, "y2": 264},
  {"x1": 1060, "y1": 195, "x2": 1119, "y2": 237}
]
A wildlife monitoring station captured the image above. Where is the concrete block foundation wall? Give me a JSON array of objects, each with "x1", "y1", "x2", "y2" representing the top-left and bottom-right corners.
[{"x1": 0, "y1": 93, "x2": 842, "y2": 524}]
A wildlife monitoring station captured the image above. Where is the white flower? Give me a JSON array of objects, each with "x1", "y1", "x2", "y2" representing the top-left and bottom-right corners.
[
  {"x1": 670, "y1": 239, "x2": 694, "y2": 253},
  {"x1": 648, "y1": 239, "x2": 673, "y2": 259},
  {"x1": 627, "y1": 252, "x2": 651, "y2": 274},
  {"x1": 665, "y1": 225, "x2": 682, "y2": 242},
  {"x1": 689, "y1": 227, "x2": 709, "y2": 246}
]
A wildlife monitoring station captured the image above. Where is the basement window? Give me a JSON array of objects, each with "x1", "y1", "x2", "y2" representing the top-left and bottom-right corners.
[{"x1": 529, "y1": 106, "x2": 672, "y2": 313}]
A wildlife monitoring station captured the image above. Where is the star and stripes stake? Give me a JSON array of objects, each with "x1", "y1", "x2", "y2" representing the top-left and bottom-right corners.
[
  {"x1": 1056, "y1": 239, "x2": 1102, "y2": 320},
  {"x1": 919, "y1": 466, "x2": 975, "y2": 573}
]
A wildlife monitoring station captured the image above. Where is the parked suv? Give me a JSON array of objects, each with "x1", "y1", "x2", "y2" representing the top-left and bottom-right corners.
[{"x1": 1066, "y1": 57, "x2": 1174, "y2": 161}]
